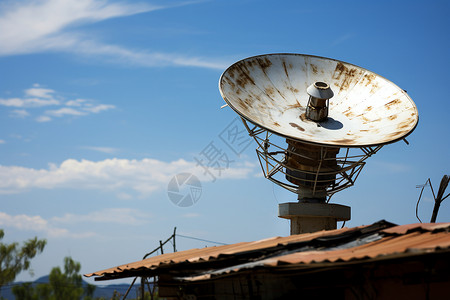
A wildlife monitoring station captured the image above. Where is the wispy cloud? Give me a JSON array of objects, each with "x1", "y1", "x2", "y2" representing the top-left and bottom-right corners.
[
  {"x1": 372, "y1": 160, "x2": 412, "y2": 173},
  {"x1": 182, "y1": 213, "x2": 201, "y2": 218},
  {"x1": 0, "y1": 97, "x2": 60, "y2": 107},
  {"x1": 52, "y1": 208, "x2": 152, "y2": 225},
  {"x1": 25, "y1": 86, "x2": 55, "y2": 98},
  {"x1": 46, "y1": 107, "x2": 88, "y2": 117},
  {"x1": 0, "y1": 157, "x2": 256, "y2": 197},
  {"x1": 0, "y1": 0, "x2": 157, "y2": 56},
  {"x1": 71, "y1": 40, "x2": 229, "y2": 69},
  {"x1": 0, "y1": 211, "x2": 95, "y2": 238},
  {"x1": 0, "y1": 139, "x2": 5, "y2": 144},
  {"x1": 0, "y1": 0, "x2": 228, "y2": 70},
  {"x1": 36, "y1": 116, "x2": 52, "y2": 123},
  {"x1": 0, "y1": 84, "x2": 115, "y2": 122},
  {"x1": 81, "y1": 146, "x2": 119, "y2": 154},
  {"x1": 10, "y1": 109, "x2": 30, "y2": 118},
  {"x1": 331, "y1": 33, "x2": 356, "y2": 47}
]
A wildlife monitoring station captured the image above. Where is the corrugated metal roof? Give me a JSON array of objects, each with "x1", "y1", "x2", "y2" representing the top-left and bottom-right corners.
[{"x1": 85, "y1": 221, "x2": 450, "y2": 281}]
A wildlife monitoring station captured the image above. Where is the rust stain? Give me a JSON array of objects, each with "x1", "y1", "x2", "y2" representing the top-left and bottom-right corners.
[
  {"x1": 362, "y1": 73, "x2": 376, "y2": 87},
  {"x1": 289, "y1": 123, "x2": 305, "y2": 131},
  {"x1": 332, "y1": 138, "x2": 354, "y2": 144},
  {"x1": 361, "y1": 73, "x2": 380, "y2": 93},
  {"x1": 224, "y1": 77, "x2": 236, "y2": 90},
  {"x1": 366, "y1": 106, "x2": 373, "y2": 111},
  {"x1": 244, "y1": 98, "x2": 253, "y2": 108},
  {"x1": 332, "y1": 62, "x2": 362, "y2": 92},
  {"x1": 282, "y1": 61, "x2": 289, "y2": 78},
  {"x1": 388, "y1": 115, "x2": 398, "y2": 121},
  {"x1": 257, "y1": 57, "x2": 272, "y2": 72},
  {"x1": 238, "y1": 99, "x2": 248, "y2": 110},
  {"x1": 370, "y1": 82, "x2": 379, "y2": 94},
  {"x1": 235, "y1": 65, "x2": 256, "y2": 89},
  {"x1": 387, "y1": 132, "x2": 400, "y2": 139},
  {"x1": 299, "y1": 113, "x2": 307, "y2": 122},
  {"x1": 398, "y1": 120, "x2": 412, "y2": 130},
  {"x1": 310, "y1": 64, "x2": 318, "y2": 74},
  {"x1": 332, "y1": 62, "x2": 347, "y2": 80},
  {"x1": 344, "y1": 111, "x2": 355, "y2": 118},
  {"x1": 361, "y1": 116, "x2": 370, "y2": 123},
  {"x1": 287, "y1": 100, "x2": 302, "y2": 109},
  {"x1": 273, "y1": 122, "x2": 281, "y2": 127},
  {"x1": 265, "y1": 87, "x2": 275, "y2": 97},
  {"x1": 385, "y1": 99, "x2": 401, "y2": 110}
]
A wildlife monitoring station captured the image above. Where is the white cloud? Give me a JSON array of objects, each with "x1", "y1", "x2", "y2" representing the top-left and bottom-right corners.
[
  {"x1": 0, "y1": 97, "x2": 60, "y2": 107},
  {"x1": 1, "y1": 84, "x2": 115, "y2": 121},
  {"x1": 25, "y1": 87, "x2": 55, "y2": 98},
  {"x1": 82, "y1": 146, "x2": 119, "y2": 154},
  {"x1": 182, "y1": 213, "x2": 201, "y2": 218},
  {"x1": 36, "y1": 115, "x2": 52, "y2": 122},
  {"x1": 0, "y1": 211, "x2": 95, "y2": 238},
  {"x1": 82, "y1": 103, "x2": 116, "y2": 113},
  {"x1": 0, "y1": 0, "x2": 227, "y2": 70},
  {"x1": 52, "y1": 208, "x2": 152, "y2": 225},
  {"x1": 0, "y1": 157, "x2": 256, "y2": 197},
  {"x1": 0, "y1": 0, "x2": 157, "y2": 56},
  {"x1": 46, "y1": 107, "x2": 87, "y2": 117},
  {"x1": 0, "y1": 139, "x2": 5, "y2": 144},
  {"x1": 66, "y1": 99, "x2": 87, "y2": 106},
  {"x1": 10, "y1": 109, "x2": 30, "y2": 118},
  {"x1": 73, "y1": 40, "x2": 229, "y2": 69}
]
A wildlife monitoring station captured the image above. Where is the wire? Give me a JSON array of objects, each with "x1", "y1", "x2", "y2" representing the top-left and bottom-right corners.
[
  {"x1": 272, "y1": 182, "x2": 279, "y2": 204},
  {"x1": 176, "y1": 234, "x2": 227, "y2": 246},
  {"x1": 415, "y1": 178, "x2": 431, "y2": 223}
]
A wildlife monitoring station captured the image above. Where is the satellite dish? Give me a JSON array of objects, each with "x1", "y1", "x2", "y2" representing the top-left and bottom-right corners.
[
  {"x1": 219, "y1": 53, "x2": 419, "y2": 234},
  {"x1": 219, "y1": 53, "x2": 418, "y2": 147}
]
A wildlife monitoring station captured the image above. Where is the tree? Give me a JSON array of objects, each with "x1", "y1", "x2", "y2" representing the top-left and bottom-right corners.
[
  {"x1": 12, "y1": 256, "x2": 97, "y2": 300},
  {"x1": 46, "y1": 256, "x2": 91, "y2": 299},
  {"x1": 0, "y1": 229, "x2": 46, "y2": 298}
]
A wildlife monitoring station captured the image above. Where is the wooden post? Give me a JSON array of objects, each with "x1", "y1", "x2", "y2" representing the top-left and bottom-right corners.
[{"x1": 141, "y1": 276, "x2": 145, "y2": 300}]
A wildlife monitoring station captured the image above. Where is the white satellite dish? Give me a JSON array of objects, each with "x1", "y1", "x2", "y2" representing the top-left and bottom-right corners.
[
  {"x1": 219, "y1": 53, "x2": 419, "y2": 234},
  {"x1": 220, "y1": 53, "x2": 418, "y2": 147}
]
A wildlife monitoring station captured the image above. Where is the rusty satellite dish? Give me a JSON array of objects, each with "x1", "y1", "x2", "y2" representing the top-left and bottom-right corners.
[
  {"x1": 219, "y1": 53, "x2": 419, "y2": 234},
  {"x1": 219, "y1": 53, "x2": 418, "y2": 147}
]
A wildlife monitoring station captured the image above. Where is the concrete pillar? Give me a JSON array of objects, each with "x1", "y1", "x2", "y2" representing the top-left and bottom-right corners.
[{"x1": 279, "y1": 202, "x2": 351, "y2": 235}]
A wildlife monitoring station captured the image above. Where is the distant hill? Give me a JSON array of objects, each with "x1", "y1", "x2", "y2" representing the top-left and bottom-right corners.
[{"x1": 0, "y1": 275, "x2": 134, "y2": 299}]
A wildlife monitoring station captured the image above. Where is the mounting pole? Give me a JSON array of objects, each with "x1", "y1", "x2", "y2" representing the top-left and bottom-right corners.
[
  {"x1": 430, "y1": 175, "x2": 450, "y2": 223},
  {"x1": 279, "y1": 202, "x2": 350, "y2": 234}
]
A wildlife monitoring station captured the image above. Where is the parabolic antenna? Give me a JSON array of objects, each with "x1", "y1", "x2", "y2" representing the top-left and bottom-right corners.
[
  {"x1": 219, "y1": 53, "x2": 418, "y2": 147},
  {"x1": 219, "y1": 53, "x2": 419, "y2": 234}
]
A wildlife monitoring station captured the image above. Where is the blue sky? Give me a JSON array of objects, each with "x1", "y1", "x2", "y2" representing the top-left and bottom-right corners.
[{"x1": 0, "y1": 0, "x2": 449, "y2": 285}]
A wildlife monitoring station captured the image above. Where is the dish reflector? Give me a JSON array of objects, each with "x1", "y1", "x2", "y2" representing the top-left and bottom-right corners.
[{"x1": 219, "y1": 53, "x2": 418, "y2": 147}]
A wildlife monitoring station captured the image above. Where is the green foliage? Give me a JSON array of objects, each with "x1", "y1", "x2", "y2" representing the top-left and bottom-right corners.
[
  {"x1": 10, "y1": 282, "x2": 38, "y2": 300},
  {"x1": 0, "y1": 229, "x2": 46, "y2": 297},
  {"x1": 12, "y1": 257, "x2": 97, "y2": 300}
]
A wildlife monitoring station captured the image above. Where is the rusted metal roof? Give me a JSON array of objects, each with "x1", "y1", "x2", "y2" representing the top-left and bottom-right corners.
[
  {"x1": 85, "y1": 221, "x2": 450, "y2": 281},
  {"x1": 219, "y1": 53, "x2": 418, "y2": 147}
]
